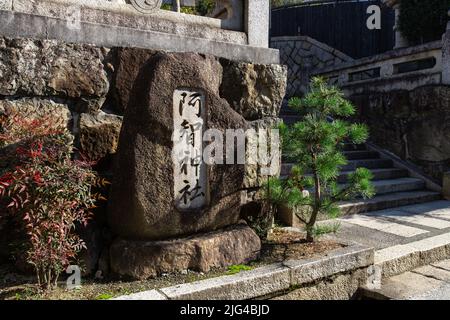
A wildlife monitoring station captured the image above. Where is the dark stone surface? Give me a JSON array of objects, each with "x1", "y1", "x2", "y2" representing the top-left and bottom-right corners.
[
  {"x1": 0, "y1": 37, "x2": 288, "y2": 277},
  {"x1": 79, "y1": 112, "x2": 123, "y2": 161},
  {"x1": 110, "y1": 223, "x2": 261, "y2": 279},
  {"x1": 351, "y1": 85, "x2": 450, "y2": 182},
  {"x1": 109, "y1": 47, "x2": 158, "y2": 114},
  {"x1": 220, "y1": 59, "x2": 287, "y2": 121},
  {"x1": 0, "y1": 37, "x2": 110, "y2": 112},
  {"x1": 108, "y1": 52, "x2": 250, "y2": 240}
]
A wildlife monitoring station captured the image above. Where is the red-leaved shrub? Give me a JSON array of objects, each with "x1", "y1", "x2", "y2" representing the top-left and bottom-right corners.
[{"x1": 0, "y1": 110, "x2": 100, "y2": 290}]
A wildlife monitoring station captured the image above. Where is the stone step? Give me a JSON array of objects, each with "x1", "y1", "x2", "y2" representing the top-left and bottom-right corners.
[
  {"x1": 339, "y1": 191, "x2": 442, "y2": 215},
  {"x1": 281, "y1": 115, "x2": 302, "y2": 125},
  {"x1": 370, "y1": 178, "x2": 425, "y2": 195},
  {"x1": 343, "y1": 150, "x2": 380, "y2": 160},
  {"x1": 281, "y1": 158, "x2": 393, "y2": 176},
  {"x1": 337, "y1": 168, "x2": 409, "y2": 183},
  {"x1": 360, "y1": 261, "x2": 450, "y2": 300},
  {"x1": 342, "y1": 143, "x2": 367, "y2": 151},
  {"x1": 372, "y1": 177, "x2": 425, "y2": 195},
  {"x1": 311, "y1": 178, "x2": 423, "y2": 198},
  {"x1": 281, "y1": 148, "x2": 374, "y2": 162},
  {"x1": 282, "y1": 178, "x2": 424, "y2": 201},
  {"x1": 341, "y1": 159, "x2": 393, "y2": 171},
  {"x1": 282, "y1": 168, "x2": 409, "y2": 183}
]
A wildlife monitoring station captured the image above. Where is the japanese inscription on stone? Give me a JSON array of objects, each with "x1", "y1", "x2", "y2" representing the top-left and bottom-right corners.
[{"x1": 173, "y1": 89, "x2": 208, "y2": 211}]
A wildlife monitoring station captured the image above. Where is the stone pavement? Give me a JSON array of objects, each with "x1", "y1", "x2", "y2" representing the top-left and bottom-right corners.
[
  {"x1": 362, "y1": 259, "x2": 450, "y2": 300},
  {"x1": 327, "y1": 200, "x2": 450, "y2": 251},
  {"x1": 321, "y1": 200, "x2": 450, "y2": 299}
]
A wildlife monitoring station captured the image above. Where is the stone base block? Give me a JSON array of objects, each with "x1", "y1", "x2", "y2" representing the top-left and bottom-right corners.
[
  {"x1": 110, "y1": 224, "x2": 261, "y2": 280},
  {"x1": 277, "y1": 205, "x2": 308, "y2": 228}
]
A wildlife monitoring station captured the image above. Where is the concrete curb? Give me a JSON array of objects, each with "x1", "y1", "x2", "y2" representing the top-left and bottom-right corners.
[
  {"x1": 375, "y1": 233, "x2": 450, "y2": 278},
  {"x1": 112, "y1": 243, "x2": 374, "y2": 300},
  {"x1": 111, "y1": 290, "x2": 168, "y2": 300}
]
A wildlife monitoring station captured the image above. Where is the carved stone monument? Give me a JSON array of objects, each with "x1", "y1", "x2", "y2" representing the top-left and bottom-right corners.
[
  {"x1": 108, "y1": 52, "x2": 264, "y2": 279},
  {"x1": 172, "y1": 89, "x2": 208, "y2": 211}
]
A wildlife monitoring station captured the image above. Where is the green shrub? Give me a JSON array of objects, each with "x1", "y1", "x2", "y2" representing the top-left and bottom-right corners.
[
  {"x1": 227, "y1": 264, "x2": 253, "y2": 275},
  {"x1": 96, "y1": 293, "x2": 114, "y2": 300},
  {"x1": 161, "y1": 3, "x2": 196, "y2": 14},
  {"x1": 398, "y1": 0, "x2": 450, "y2": 45},
  {"x1": 265, "y1": 77, "x2": 374, "y2": 242},
  {"x1": 159, "y1": 1, "x2": 223, "y2": 17},
  {"x1": 312, "y1": 222, "x2": 341, "y2": 238},
  {"x1": 0, "y1": 110, "x2": 106, "y2": 290},
  {"x1": 196, "y1": 0, "x2": 216, "y2": 16}
]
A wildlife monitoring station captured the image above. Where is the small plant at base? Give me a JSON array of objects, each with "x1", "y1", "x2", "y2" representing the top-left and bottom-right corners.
[
  {"x1": 96, "y1": 293, "x2": 114, "y2": 300},
  {"x1": 244, "y1": 204, "x2": 274, "y2": 240},
  {"x1": 227, "y1": 264, "x2": 253, "y2": 275},
  {"x1": 0, "y1": 110, "x2": 103, "y2": 291},
  {"x1": 311, "y1": 222, "x2": 341, "y2": 238},
  {"x1": 265, "y1": 77, "x2": 375, "y2": 243}
]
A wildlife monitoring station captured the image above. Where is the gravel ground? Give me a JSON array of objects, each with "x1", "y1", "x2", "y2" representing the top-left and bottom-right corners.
[{"x1": 0, "y1": 228, "x2": 343, "y2": 300}]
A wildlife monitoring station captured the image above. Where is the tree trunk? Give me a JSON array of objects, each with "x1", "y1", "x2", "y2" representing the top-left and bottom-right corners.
[
  {"x1": 306, "y1": 208, "x2": 319, "y2": 242},
  {"x1": 47, "y1": 269, "x2": 52, "y2": 290},
  {"x1": 36, "y1": 268, "x2": 41, "y2": 288},
  {"x1": 307, "y1": 153, "x2": 321, "y2": 242}
]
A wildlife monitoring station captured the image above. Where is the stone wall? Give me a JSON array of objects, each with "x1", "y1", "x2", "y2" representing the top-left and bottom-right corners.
[
  {"x1": 0, "y1": 36, "x2": 285, "y2": 173},
  {"x1": 443, "y1": 22, "x2": 450, "y2": 85},
  {"x1": 0, "y1": 37, "x2": 117, "y2": 163},
  {"x1": 313, "y1": 30, "x2": 450, "y2": 184},
  {"x1": 315, "y1": 41, "x2": 444, "y2": 96},
  {"x1": 0, "y1": 36, "x2": 287, "y2": 275},
  {"x1": 270, "y1": 36, "x2": 352, "y2": 98},
  {"x1": 350, "y1": 85, "x2": 450, "y2": 183},
  {"x1": 0, "y1": 1, "x2": 279, "y2": 65}
]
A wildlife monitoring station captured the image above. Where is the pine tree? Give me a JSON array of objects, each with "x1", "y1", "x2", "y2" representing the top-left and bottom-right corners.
[{"x1": 267, "y1": 77, "x2": 375, "y2": 242}]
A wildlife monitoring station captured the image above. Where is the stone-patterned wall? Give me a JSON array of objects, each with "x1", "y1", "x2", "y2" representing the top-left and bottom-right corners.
[
  {"x1": 0, "y1": 37, "x2": 121, "y2": 167},
  {"x1": 0, "y1": 36, "x2": 286, "y2": 172},
  {"x1": 270, "y1": 36, "x2": 353, "y2": 98},
  {"x1": 350, "y1": 85, "x2": 450, "y2": 183},
  {"x1": 0, "y1": 36, "x2": 287, "y2": 273},
  {"x1": 443, "y1": 24, "x2": 450, "y2": 85}
]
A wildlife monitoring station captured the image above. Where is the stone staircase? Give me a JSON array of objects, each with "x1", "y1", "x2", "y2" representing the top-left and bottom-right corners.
[
  {"x1": 279, "y1": 109, "x2": 450, "y2": 300},
  {"x1": 280, "y1": 141, "x2": 442, "y2": 216}
]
